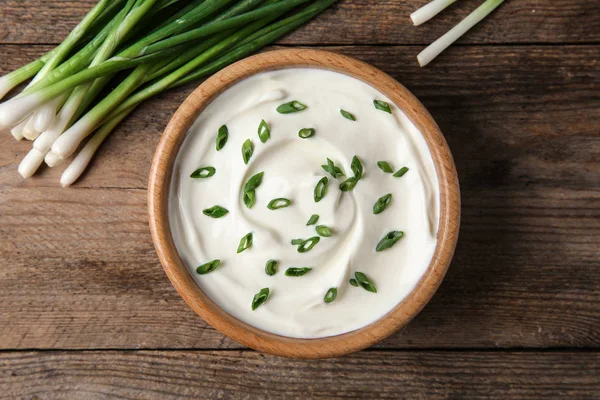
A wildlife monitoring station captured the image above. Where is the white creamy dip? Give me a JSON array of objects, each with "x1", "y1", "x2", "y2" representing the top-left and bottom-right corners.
[{"x1": 169, "y1": 68, "x2": 439, "y2": 338}]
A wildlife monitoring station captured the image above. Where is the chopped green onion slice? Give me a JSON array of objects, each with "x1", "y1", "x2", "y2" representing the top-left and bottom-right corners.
[
  {"x1": 277, "y1": 100, "x2": 307, "y2": 114},
  {"x1": 373, "y1": 193, "x2": 393, "y2": 215},
  {"x1": 316, "y1": 225, "x2": 333, "y2": 237},
  {"x1": 190, "y1": 166, "x2": 216, "y2": 179},
  {"x1": 243, "y1": 190, "x2": 256, "y2": 209},
  {"x1": 296, "y1": 236, "x2": 320, "y2": 253},
  {"x1": 202, "y1": 205, "x2": 229, "y2": 218},
  {"x1": 243, "y1": 172, "x2": 264, "y2": 209},
  {"x1": 242, "y1": 139, "x2": 254, "y2": 164},
  {"x1": 306, "y1": 214, "x2": 319, "y2": 226},
  {"x1": 314, "y1": 176, "x2": 328, "y2": 202},
  {"x1": 196, "y1": 259, "x2": 220, "y2": 275},
  {"x1": 216, "y1": 125, "x2": 228, "y2": 151},
  {"x1": 349, "y1": 278, "x2": 359, "y2": 287},
  {"x1": 298, "y1": 128, "x2": 315, "y2": 138},
  {"x1": 351, "y1": 155, "x2": 363, "y2": 179},
  {"x1": 373, "y1": 100, "x2": 392, "y2": 114},
  {"x1": 340, "y1": 109, "x2": 356, "y2": 121},
  {"x1": 265, "y1": 259, "x2": 278, "y2": 276},
  {"x1": 376, "y1": 231, "x2": 404, "y2": 252},
  {"x1": 267, "y1": 198, "x2": 291, "y2": 210},
  {"x1": 393, "y1": 167, "x2": 409, "y2": 178},
  {"x1": 339, "y1": 177, "x2": 358, "y2": 192},
  {"x1": 324, "y1": 287, "x2": 338, "y2": 303},
  {"x1": 257, "y1": 119, "x2": 270, "y2": 143},
  {"x1": 321, "y1": 158, "x2": 344, "y2": 179},
  {"x1": 237, "y1": 232, "x2": 253, "y2": 253},
  {"x1": 291, "y1": 238, "x2": 304, "y2": 245},
  {"x1": 285, "y1": 267, "x2": 312, "y2": 277},
  {"x1": 355, "y1": 272, "x2": 377, "y2": 293},
  {"x1": 377, "y1": 161, "x2": 394, "y2": 173},
  {"x1": 251, "y1": 287, "x2": 269, "y2": 310}
]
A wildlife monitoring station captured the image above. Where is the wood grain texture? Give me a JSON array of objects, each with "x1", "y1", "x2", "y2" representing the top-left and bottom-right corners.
[
  {"x1": 1, "y1": 1, "x2": 599, "y2": 45},
  {"x1": 1, "y1": 350, "x2": 599, "y2": 399},
  {"x1": 1, "y1": 44, "x2": 598, "y2": 350}
]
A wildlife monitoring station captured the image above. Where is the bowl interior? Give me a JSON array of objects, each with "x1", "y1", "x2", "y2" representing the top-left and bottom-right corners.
[{"x1": 148, "y1": 49, "x2": 460, "y2": 359}]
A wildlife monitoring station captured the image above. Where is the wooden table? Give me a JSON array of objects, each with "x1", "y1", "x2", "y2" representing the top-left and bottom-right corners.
[{"x1": 1, "y1": 1, "x2": 599, "y2": 398}]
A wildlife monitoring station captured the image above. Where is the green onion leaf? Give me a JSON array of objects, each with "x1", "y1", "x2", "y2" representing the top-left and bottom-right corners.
[
  {"x1": 251, "y1": 287, "x2": 269, "y2": 310},
  {"x1": 306, "y1": 214, "x2": 319, "y2": 226},
  {"x1": 257, "y1": 119, "x2": 270, "y2": 143},
  {"x1": 196, "y1": 259, "x2": 220, "y2": 275},
  {"x1": 355, "y1": 272, "x2": 377, "y2": 293},
  {"x1": 377, "y1": 161, "x2": 394, "y2": 173},
  {"x1": 316, "y1": 225, "x2": 333, "y2": 237},
  {"x1": 298, "y1": 128, "x2": 315, "y2": 138},
  {"x1": 267, "y1": 198, "x2": 291, "y2": 210},
  {"x1": 295, "y1": 236, "x2": 320, "y2": 253},
  {"x1": 349, "y1": 278, "x2": 359, "y2": 287},
  {"x1": 216, "y1": 125, "x2": 228, "y2": 151},
  {"x1": 242, "y1": 172, "x2": 264, "y2": 209},
  {"x1": 314, "y1": 176, "x2": 328, "y2": 202},
  {"x1": 265, "y1": 259, "x2": 278, "y2": 276},
  {"x1": 321, "y1": 158, "x2": 344, "y2": 179},
  {"x1": 324, "y1": 287, "x2": 338, "y2": 303},
  {"x1": 291, "y1": 238, "x2": 304, "y2": 245},
  {"x1": 376, "y1": 231, "x2": 404, "y2": 252},
  {"x1": 243, "y1": 190, "x2": 256, "y2": 209},
  {"x1": 373, "y1": 193, "x2": 393, "y2": 215},
  {"x1": 285, "y1": 267, "x2": 312, "y2": 277},
  {"x1": 373, "y1": 100, "x2": 392, "y2": 114},
  {"x1": 190, "y1": 166, "x2": 215, "y2": 179},
  {"x1": 242, "y1": 139, "x2": 254, "y2": 164},
  {"x1": 393, "y1": 167, "x2": 409, "y2": 178},
  {"x1": 202, "y1": 205, "x2": 229, "y2": 218},
  {"x1": 351, "y1": 155, "x2": 363, "y2": 179},
  {"x1": 339, "y1": 177, "x2": 358, "y2": 192},
  {"x1": 237, "y1": 232, "x2": 253, "y2": 253},
  {"x1": 277, "y1": 100, "x2": 307, "y2": 114},
  {"x1": 340, "y1": 109, "x2": 356, "y2": 121}
]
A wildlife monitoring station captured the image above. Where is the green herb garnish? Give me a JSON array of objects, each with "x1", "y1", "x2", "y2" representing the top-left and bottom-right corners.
[
  {"x1": 277, "y1": 100, "x2": 307, "y2": 114},
  {"x1": 306, "y1": 214, "x2": 319, "y2": 225},
  {"x1": 355, "y1": 272, "x2": 377, "y2": 293},
  {"x1": 202, "y1": 205, "x2": 229, "y2": 218},
  {"x1": 376, "y1": 231, "x2": 404, "y2": 252},
  {"x1": 291, "y1": 238, "x2": 304, "y2": 245},
  {"x1": 267, "y1": 198, "x2": 291, "y2": 210},
  {"x1": 190, "y1": 166, "x2": 216, "y2": 179},
  {"x1": 251, "y1": 287, "x2": 269, "y2": 310},
  {"x1": 265, "y1": 259, "x2": 278, "y2": 276},
  {"x1": 316, "y1": 225, "x2": 333, "y2": 237},
  {"x1": 351, "y1": 155, "x2": 363, "y2": 179},
  {"x1": 393, "y1": 167, "x2": 409, "y2": 178},
  {"x1": 242, "y1": 172, "x2": 264, "y2": 208},
  {"x1": 339, "y1": 177, "x2": 358, "y2": 192},
  {"x1": 321, "y1": 158, "x2": 344, "y2": 179},
  {"x1": 216, "y1": 125, "x2": 228, "y2": 151},
  {"x1": 349, "y1": 278, "x2": 359, "y2": 287},
  {"x1": 242, "y1": 139, "x2": 254, "y2": 164},
  {"x1": 285, "y1": 267, "x2": 312, "y2": 277},
  {"x1": 237, "y1": 232, "x2": 253, "y2": 253},
  {"x1": 196, "y1": 259, "x2": 220, "y2": 275},
  {"x1": 295, "y1": 236, "x2": 320, "y2": 253},
  {"x1": 373, "y1": 100, "x2": 392, "y2": 114},
  {"x1": 314, "y1": 176, "x2": 328, "y2": 202},
  {"x1": 257, "y1": 119, "x2": 270, "y2": 143},
  {"x1": 377, "y1": 161, "x2": 394, "y2": 173},
  {"x1": 373, "y1": 193, "x2": 393, "y2": 215},
  {"x1": 298, "y1": 128, "x2": 315, "y2": 138},
  {"x1": 324, "y1": 287, "x2": 338, "y2": 303},
  {"x1": 340, "y1": 109, "x2": 356, "y2": 121}
]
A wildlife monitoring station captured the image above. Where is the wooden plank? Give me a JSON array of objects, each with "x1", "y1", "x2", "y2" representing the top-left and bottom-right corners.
[
  {"x1": 0, "y1": 350, "x2": 599, "y2": 399},
  {"x1": 1, "y1": 44, "x2": 599, "y2": 350},
  {"x1": 1, "y1": 1, "x2": 599, "y2": 45}
]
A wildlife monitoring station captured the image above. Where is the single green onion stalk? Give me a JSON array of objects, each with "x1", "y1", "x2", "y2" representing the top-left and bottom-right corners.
[
  {"x1": 417, "y1": 0, "x2": 505, "y2": 67},
  {"x1": 410, "y1": 0, "x2": 457, "y2": 26}
]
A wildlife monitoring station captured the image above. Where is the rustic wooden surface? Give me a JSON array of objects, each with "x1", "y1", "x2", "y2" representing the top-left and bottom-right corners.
[{"x1": 0, "y1": 0, "x2": 599, "y2": 398}]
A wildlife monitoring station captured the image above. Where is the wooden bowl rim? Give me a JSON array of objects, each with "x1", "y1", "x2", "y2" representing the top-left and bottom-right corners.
[{"x1": 148, "y1": 48, "x2": 460, "y2": 359}]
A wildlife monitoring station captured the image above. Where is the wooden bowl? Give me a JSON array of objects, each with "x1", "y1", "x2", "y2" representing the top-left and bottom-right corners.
[{"x1": 148, "y1": 49, "x2": 460, "y2": 359}]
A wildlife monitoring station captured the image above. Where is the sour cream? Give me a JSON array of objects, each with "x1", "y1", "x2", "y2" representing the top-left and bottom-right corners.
[{"x1": 169, "y1": 68, "x2": 439, "y2": 338}]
